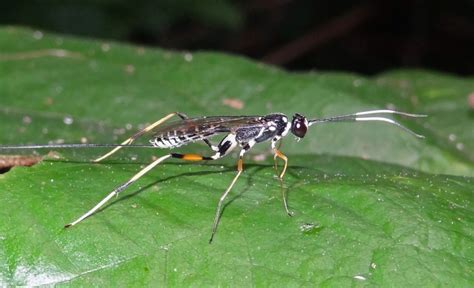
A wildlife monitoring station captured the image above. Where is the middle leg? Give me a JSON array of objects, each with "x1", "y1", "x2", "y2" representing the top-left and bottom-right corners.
[
  {"x1": 209, "y1": 140, "x2": 254, "y2": 243},
  {"x1": 209, "y1": 150, "x2": 246, "y2": 243}
]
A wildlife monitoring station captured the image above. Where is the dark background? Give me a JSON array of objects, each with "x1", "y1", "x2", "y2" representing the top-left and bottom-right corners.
[{"x1": 2, "y1": 0, "x2": 474, "y2": 75}]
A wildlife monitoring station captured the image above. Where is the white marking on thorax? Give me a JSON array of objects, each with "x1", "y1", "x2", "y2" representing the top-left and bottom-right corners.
[
  {"x1": 281, "y1": 122, "x2": 291, "y2": 137},
  {"x1": 267, "y1": 120, "x2": 278, "y2": 132},
  {"x1": 256, "y1": 126, "x2": 266, "y2": 139}
]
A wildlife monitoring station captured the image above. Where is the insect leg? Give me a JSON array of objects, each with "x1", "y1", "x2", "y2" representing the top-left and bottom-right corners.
[
  {"x1": 94, "y1": 112, "x2": 185, "y2": 162},
  {"x1": 272, "y1": 138, "x2": 283, "y2": 172},
  {"x1": 66, "y1": 134, "x2": 238, "y2": 230},
  {"x1": 271, "y1": 138, "x2": 292, "y2": 216},
  {"x1": 171, "y1": 135, "x2": 240, "y2": 243},
  {"x1": 65, "y1": 154, "x2": 172, "y2": 228},
  {"x1": 209, "y1": 140, "x2": 252, "y2": 243},
  {"x1": 203, "y1": 139, "x2": 219, "y2": 152}
]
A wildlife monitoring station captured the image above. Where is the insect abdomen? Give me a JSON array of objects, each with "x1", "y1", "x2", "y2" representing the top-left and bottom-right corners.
[{"x1": 150, "y1": 132, "x2": 213, "y2": 149}]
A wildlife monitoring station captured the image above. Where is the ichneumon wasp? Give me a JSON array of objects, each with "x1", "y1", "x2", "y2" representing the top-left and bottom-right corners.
[{"x1": 0, "y1": 109, "x2": 426, "y2": 243}]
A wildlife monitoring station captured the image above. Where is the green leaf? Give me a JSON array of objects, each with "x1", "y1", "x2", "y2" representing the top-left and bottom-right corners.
[{"x1": 0, "y1": 27, "x2": 473, "y2": 286}]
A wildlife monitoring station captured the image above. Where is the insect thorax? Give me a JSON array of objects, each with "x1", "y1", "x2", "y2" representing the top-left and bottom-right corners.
[{"x1": 252, "y1": 113, "x2": 290, "y2": 143}]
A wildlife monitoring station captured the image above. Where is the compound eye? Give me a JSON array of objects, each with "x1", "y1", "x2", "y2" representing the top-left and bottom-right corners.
[{"x1": 292, "y1": 118, "x2": 307, "y2": 138}]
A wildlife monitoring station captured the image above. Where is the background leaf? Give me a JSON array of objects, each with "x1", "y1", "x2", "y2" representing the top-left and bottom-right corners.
[{"x1": 0, "y1": 27, "x2": 473, "y2": 286}]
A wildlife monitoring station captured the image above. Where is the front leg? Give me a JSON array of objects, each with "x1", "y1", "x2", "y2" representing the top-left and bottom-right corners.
[{"x1": 271, "y1": 138, "x2": 292, "y2": 216}]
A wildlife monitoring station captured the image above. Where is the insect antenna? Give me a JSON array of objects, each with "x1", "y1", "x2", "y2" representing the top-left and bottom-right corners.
[{"x1": 308, "y1": 109, "x2": 427, "y2": 138}]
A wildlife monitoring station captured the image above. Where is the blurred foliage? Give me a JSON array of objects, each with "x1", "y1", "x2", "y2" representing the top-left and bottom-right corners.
[
  {"x1": 2, "y1": 1, "x2": 474, "y2": 74},
  {"x1": 0, "y1": 0, "x2": 242, "y2": 39}
]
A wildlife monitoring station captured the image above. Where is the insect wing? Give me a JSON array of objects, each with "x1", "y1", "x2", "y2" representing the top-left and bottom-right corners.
[{"x1": 152, "y1": 116, "x2": 265, "y2": 138}]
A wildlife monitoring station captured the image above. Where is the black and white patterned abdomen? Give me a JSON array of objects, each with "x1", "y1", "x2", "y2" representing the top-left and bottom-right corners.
[{"x1": 150, "y1": 132, "x2": 214, "y2": 149}]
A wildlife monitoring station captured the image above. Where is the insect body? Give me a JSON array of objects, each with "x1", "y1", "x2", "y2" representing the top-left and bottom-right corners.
[
  {"x1": 1, "y1": 110, "x2": 426, "y2": 243},
  {"x1": 151, "y1": 114, "x2": 288, "y2": 149}
]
